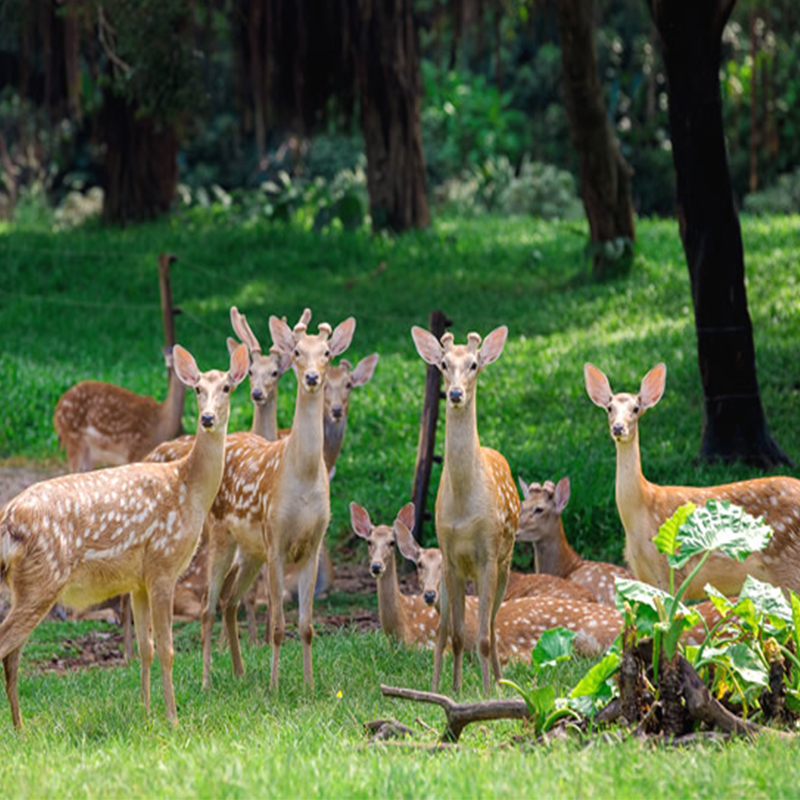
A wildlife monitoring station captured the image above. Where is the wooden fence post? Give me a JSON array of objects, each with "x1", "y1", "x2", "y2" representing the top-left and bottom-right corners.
[{"x1": 411, "y1": 309, "x2": 452, "y2": 543}]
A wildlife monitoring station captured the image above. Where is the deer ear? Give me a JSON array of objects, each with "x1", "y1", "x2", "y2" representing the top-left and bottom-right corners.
[
  {"x1": 518, "y1": 477, "x2": 531, "y2": 501},
  {"x1": 350, "y1": 353, "x2": 379, "y2": 387},
  {"x1": 350, "y1": 502, "x2": 372, "y2": 539},
  {"x1": 411, "y1": 327, "x2": 443, "y2": 366},
  {"x1": 227, "y1": 337, "x2": 242, "y2": 357},
  {"x1": 639, "y1": 363, "x2": 666, "y2": 409},
  {"x1": 584, "y1": 363, "x2": 612, "y2": 408},
  {"x1": 330, "y1": 317, "x2": 356, "y2": 357},
  {"x1": 228, "y1": 344, "x2": 249, "y2": 387},
  {"x1": 396, "y1": 502, "x2": 416, "y2": 532},
  {"x1": 554, "y1": 476, "x2": 571, "y2": 514},
  {"x1": 479, "y1": 326, "x2": 508, "y2": 367},
  {"x1": 394, "y1": 520, "x2": 421, "y2": 564},
  {"x1": 172, "y1": 345, "x2": 201, "y2": 387},
  {"x1": 269, "y1": 315, "x2": 295, "y2": 355}
]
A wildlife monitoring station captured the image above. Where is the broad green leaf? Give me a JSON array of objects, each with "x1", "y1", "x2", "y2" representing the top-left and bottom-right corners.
[
  {"x1": 667, "y1": 500, "x2": 773, "y2": 569},
  {"x1": 725, "y1": 643, "x2": 770, "y2": 688},
  {"x1": 740, "y1": 575, "x2": 792, "y2": 623},
  {"x1": 528, "y1": 685, "x2": 556, "y2": 719},
  {"x1": 653, "y1": 502, "x2": 696, "y2": 556},
  {"x1": 615, "y1": 579, "x2": 698, "y2": 628},
  {"x1": 570, "y1": 652, "x2": 620, "y2": 699},
  {"x1": 704, "y1": 583, "x2": 734, "y2": 617},
  {"x1": 791, "y1": 591, "x2": 800, "y2": 655},
  {"x1": 531, "y1": 627, "x2": 577, "y2": 669},
  {"x1": 786, "y1": 688, "x2": 800, "y2": 715}
]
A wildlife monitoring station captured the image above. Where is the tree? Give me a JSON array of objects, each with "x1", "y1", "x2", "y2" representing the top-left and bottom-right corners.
[
  {"x1": 554, "y1": 0, "x2": 636, "y2": 279},
  {"x1": 648, "y1": 0, "x2": 791, "y2": 467}
]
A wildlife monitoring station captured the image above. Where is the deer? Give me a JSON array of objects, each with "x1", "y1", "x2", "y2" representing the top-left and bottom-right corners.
[
  {"x1": 53, "y1": 347, "x2": 187, "y2": 472},
  {"x1": 149, "y1": 313, "x2": 356, "y2": 691},
  {"x1": 516, "y1": 476, "x2": 633, "y2": 606},
  {"x1": 411, "y1": 324, "x2": 520, "y2": 694},
  {"x1": 0, "y1": 343, "x2": 249, "y2": 728},
  {"x1": 351, "y1": 503, "x2": 621, "y2": 660},
  {"x1": 584, "y1": 362, "x2": 800, "y2": 599}
]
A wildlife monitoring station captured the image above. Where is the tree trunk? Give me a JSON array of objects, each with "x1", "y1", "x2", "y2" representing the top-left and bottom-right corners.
[
  {"x1": 649, "y1": 0, "x2": 791, "y2": 468},
  {"x1": 353, "y1": 0, "x2": 430, "y2": 233},
  {"x1": 555, "y1": 0, "x2": 636, "y2": 280},
  {"x1": 101, "y1": 91, "x2": 178, "y2": 225}
]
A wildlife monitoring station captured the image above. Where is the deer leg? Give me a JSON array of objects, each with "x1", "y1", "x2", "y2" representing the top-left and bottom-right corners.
[
  {"x1": 432, "y1": 579, "x2": 450, "y2": 692},
  {"x1": 130, "y1": 588, "x2": 153, "y2": 714},
  {"x1": 267, "y1": 555, "x2": 286, "y2": 692},
  {"x1": 448, "y1": 575, "x2": 467, "y2": 695},
  {"x1": 243, "y1": 582, "x2": 258, "y2": 645},
  {"x1": 120, "y1": 594, "x2": 135, "y2": 663},
  {"x1": 221, "y1": 553, "x2": 264, "y2": 680},
  {"x1": 3, "y1": 646, "x2": 23, "y2": 730},
  {"x1": 476, "y1": 561, "x2": 499, "y2": 695},
  {"x1": 490, "y1": 565, "x2": 510, "y2": 682},
  {"x1": 296, "y1": 544, "x2": 321, "y2": 692},
  {"x1": 149, "y1": 579, "x2": 178, "y2": 725},
  {"x1": 201, "y1": 528, "x2": 237, "y2": 690}
]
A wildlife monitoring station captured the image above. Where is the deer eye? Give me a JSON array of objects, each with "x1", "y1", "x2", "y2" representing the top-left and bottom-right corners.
[
  {"x1": 272, "y1": 370, "x2": 279, "y2": 377},
  {"x1": 248, "y1": 368, "x2": 253, "y2": 377},
  {"x1": 606, "y1": 405, "x2": 612, "y2": 413},
  {"x1": 195, "y1": 387, "x2": 202, "y2": 395},
  {"x1": 325, "y1": 349, "x2": 331, "y2": 358},
  {"x1": 294, "y1": 349, "x2": 300, "y2": 358},
  {"x1": 470, "y1": 361, "x2": 478, "y2": 371},
  {"x1": 346, "y1": 381, "x2": 353, "y2": 390},
  {"x1": 223, "y1": 384, "x2": 231, "y2": 394},
  {"x1": 534, "y1": 507, "x2": 544, "y2": 515},
  {"x1": 441, "y1": 361, "x2": 447, "y2": 371},
  {"x1": 633, "y1": 405, "x2": 640, "y2": 414}
]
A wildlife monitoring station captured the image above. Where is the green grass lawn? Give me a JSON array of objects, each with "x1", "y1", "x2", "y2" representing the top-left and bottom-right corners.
[{"x1": 1, "y1": 213, "x2": 800, "y2": 797}]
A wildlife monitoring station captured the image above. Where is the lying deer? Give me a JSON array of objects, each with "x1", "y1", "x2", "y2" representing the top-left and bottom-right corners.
[
  {"x1": 350, "y1": 502, "x2": 621, "y2": 660},
  {"x1": 0, "y1": 343, "x2": 248, "y2": 728},
  {"x1": 585, "y1": 362, "x2": 800, "y2": 598},
  {"x1": 516, "y1": 476, "x2": 632, "y2": 606},
  {"x1": 53, "y1": 347, "x2": 186, "y2": 471},
  {"x1": 411, "y1": 324, "x2": 520, "y2": 694}
]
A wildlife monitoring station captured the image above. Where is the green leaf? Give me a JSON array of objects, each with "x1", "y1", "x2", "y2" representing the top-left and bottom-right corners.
[
  {"x1": 740, "y1": 576, "x2": 792, "y2": 624},
  {"x1": 615, "y1": 579, "x2": 698, "y2": 632},
  {"x1": 653, "y1": 502, "x2": 696, "y2": 556},
  {"x1": 704, "y1": 583, "x2": 735, "y2": 618},
  {"x1": 791, "y1": 591, "x2": 800, "y2": 655},
  {"x1": 668, "y1": 500, "x2": 773, "y2": 569},
  {"x1": 725, "y1": 643, "x2": 770, "y2": 688},
  {"x1": 531, "y1": 627, "x2": 577, "y2": 669},
  {"x1": 570, "y1": 652, "x2": 620, "y2": 700}
]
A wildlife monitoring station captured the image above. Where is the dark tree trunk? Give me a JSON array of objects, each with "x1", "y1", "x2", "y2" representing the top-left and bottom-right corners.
[
  {"x1": 555, "y1": 0, "x2": 636, "y2": 280},
  {"x1": 649, "y1": 0, "x2": 791, "y2": 468},
  {"x1": 101, "y1": 91, "x2": 178, "y2": 225},
  {"x1": 353, "y1": 0, "x2": 430, "y2": 232}
]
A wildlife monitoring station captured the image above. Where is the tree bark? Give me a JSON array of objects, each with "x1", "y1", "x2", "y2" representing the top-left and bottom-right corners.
[
  {"x1": 353, "y1": 0, "x2": 430, "y2": 233},
  {"x1": 101, "y1": 91, "x2": 178, "y2": 225},
  {"x1": 555, "y1": 0, "x2": 636, "y2": 280},
  {"x1": 649, "y1": 0, "x2": 791, "y2": 468}
]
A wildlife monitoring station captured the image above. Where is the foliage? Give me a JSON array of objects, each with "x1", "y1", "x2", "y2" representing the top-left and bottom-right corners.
[{"x1": 743, "y1": 168, "x2": 800, "y2": 215}]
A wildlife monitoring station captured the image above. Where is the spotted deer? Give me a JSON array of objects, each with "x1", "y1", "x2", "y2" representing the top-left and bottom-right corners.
[
  {"x1": 0, "y1": 343, "x2": 248, "y2": 728},
  {"x1": 585, "y1": 362, "x2": 800, "y2": 599},
  {"x1": 151, "y1": 314, "x2": 355, "y2": 691},
  {"x1": 53, "y1": 347, "x2": 187, "y2": 472},
  {"x1": 391, "y1": 517, "x2": 622, "y2": 661},
  {"x1": 516, "y1": 476, "x2": 633, "y2": 606},
  {"x1": 411, "y1": 324, "x2": 520, "y2": 694}
]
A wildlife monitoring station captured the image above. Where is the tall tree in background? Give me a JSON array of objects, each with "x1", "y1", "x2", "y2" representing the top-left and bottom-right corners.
[
  {"x1": 351, "y1": 0, "x2": 430, "y2": 232},
  {"x1": 648, "y1": 0, "x2": 790, "y2": 467},
  {"x1": 555, "y1": 0, "x2": 636, "y2": 279}
]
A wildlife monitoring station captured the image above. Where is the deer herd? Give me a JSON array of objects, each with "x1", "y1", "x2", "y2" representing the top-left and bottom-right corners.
[{"x1": 1, "y1": 308, "x2": 800, "y2": 730}]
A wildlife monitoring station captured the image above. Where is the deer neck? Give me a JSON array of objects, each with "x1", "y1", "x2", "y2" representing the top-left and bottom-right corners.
[
  {"x1": 535, "y1": 518, "x2": 582, "y2": 578},
  {"x1": 285, "y1": 384, "x2": 325, "y2": 479},
  {"x1": 159, "y1": 367, "x2": 187, "y2": 439},
  {"x1": 615, "y1": 428, "x2": 650, "y2": 526},
  {"x1": 442, "y1": 397, "x2": 482, "y2": 499},
  {"x1": 182, "y1": 423, "x2": 228, "y2": 514},
  {"x1": 251, "y1": 395, "x2": 279, "y2": 441},
  {"x1": 323, "y1": 417, "x2": 346, "y2": 473},
  {"x1": 376, "y1": 552, "x2": 407, "y2": 641}
]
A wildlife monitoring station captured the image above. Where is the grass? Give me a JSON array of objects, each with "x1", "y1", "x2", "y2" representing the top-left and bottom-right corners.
[{"x1": 1, "y1": 212, "x2": 800, "y2": 796}]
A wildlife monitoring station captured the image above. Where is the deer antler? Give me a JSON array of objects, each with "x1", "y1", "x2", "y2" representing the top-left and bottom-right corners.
[{"x1": 230, "y1": 307, "x2": 262, "y2": 355}]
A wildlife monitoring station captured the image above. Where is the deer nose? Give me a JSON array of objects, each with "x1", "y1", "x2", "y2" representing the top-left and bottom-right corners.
[
  {"x1": 370, "y1": 562, "x2": 382, "y2": 576},
  {"x1": 251, "y1": 388, "x2": 263, "y2": 402},
  {"x1": 331, "y1": 406, "x2": 343, "y2": 420},
  {"x1": 306, "y1": 372, "x2": 320, "y2": 387},
  {"x1": 612, "y1": 423, "x2": 624, "y2": 437},
  {"x1": 449, "y1": 388, "x2": 463, "y2": 404},
  {"x1": 201, "y1": 413, "x2": 216, "y2": 429},
  {"x1": 423, "y1": 591, "x2": 437, "y2": 605}
]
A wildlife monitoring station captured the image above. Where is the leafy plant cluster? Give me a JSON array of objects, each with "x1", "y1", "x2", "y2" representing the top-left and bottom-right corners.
[
  {"x1": 743, "y1": 167, "x2": 800, "y2": 215},
  {"x1": 507, "y1": 500, "x2": 800, "y2": 737}
]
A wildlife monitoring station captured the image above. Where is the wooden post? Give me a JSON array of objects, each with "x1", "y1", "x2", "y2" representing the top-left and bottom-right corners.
[
  {"x1": 411, "y1": 309, "x2": 452, "y2": 543},
  {"x1": 157, "y1": 253, "x2": 179, "y2": 355}
]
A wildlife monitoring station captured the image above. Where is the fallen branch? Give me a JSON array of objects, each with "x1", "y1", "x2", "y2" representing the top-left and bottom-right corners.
[{"x1": 380, "y1": 684, "x2": 529, "y2": 743}]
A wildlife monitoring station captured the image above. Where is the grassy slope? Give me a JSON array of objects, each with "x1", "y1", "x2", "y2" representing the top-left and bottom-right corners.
[{"x1": 1, "y1": 214, "x2": 800, "y2": 797}]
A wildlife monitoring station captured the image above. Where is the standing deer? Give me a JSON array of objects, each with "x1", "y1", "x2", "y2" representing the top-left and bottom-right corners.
[
  {"x1": 516, "y1": 476, "x2": 632, "y2": 606},
  {"x1": 53, "y1": 347, "x2": 186, "y2": 471},
  {"x1": 585, "y1": 362, "x2": 800, "y2": 598},
  {"x1": 411, "y1": 325, "x2": 520, "y2": 694},
  {"x1": 0, "y1": 343, "x2": 248, "y2": 728}
]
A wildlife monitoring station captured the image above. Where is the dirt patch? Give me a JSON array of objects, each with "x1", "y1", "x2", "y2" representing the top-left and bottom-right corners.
[
  {"x1": 39, "y1": 629, "x2": 128, "y2": 674},
  {"x1": 0, "y1": 461, "x2": 66, "y2": 509}
]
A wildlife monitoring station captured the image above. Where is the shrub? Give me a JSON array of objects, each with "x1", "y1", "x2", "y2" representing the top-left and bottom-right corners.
[{"x1": 743, "y1": 168, "x2": 800, "y2": 215}]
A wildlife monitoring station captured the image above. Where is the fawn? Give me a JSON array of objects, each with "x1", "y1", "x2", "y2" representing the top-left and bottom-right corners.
[
  {"x1": 53, "y1": 347, "x2": 186, "y2": 471},
  {"x1": 585, "y1": 362, "x2": 800, "y2": 598},
  {"x1": 411, "y1": 324, "x2": 520, "y2": 694},
  {"x1": 517, "y1": 476, "x2": 632, "y2": 606},
  {"x1": 0, "y1": 343, "x2": 248, "y2": 728}
]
